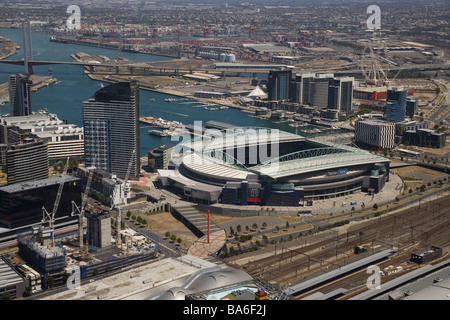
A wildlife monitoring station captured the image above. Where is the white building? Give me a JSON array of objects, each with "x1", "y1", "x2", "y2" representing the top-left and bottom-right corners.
[
  {"x1": 0, "y1": 111, "x2": 84, "y2": 163},
  {"x1": 354, "y1": 119, "x2": 395, "y2": 149}
]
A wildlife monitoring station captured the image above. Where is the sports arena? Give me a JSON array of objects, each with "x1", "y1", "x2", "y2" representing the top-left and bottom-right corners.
[{"x1": 157, "y1": 127, "x2": 391, "y2": 207}]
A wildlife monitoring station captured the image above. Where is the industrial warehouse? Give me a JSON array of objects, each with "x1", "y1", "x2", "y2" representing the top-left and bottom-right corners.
[{"x1": 157, "y1": 126, "x2": 391, "y2": 207}]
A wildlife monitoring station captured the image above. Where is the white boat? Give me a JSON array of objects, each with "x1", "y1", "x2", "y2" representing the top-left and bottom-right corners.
[{"x1": 148, "y1": 129, "x2": 169, "y2": 137}]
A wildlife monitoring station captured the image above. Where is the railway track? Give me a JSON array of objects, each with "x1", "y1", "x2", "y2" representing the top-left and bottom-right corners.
[{"x1": 241, "y1": 196, "x2": 450, "y2": 291}]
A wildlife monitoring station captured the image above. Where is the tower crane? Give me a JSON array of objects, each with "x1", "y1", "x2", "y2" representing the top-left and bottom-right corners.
[
  {"x1": 114, "y1": 149, "x2": 136, "y2": 248},
  {"x1": 203, "y1": 17, "x2": 210, "y2": 38},
  {"x1": 71, "y1": 157, "x2": 96, "y2": 250},
  {"x1": 42, "y1": 157, "x2": 70, "y2": 247}
]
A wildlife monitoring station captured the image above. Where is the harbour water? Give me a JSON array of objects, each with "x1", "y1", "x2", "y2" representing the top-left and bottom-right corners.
[{"x1": 0, "y1": 28, "x2": 337, "y2": 157}]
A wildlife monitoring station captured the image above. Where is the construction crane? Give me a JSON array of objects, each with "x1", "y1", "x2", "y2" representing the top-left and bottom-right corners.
[
  {"x1": 203, "y1": 17, "x2": 210, "y2": 38},
  {"x1": 42, "y1": 157, "x2": 70, "y2": 247},
  {"x1": 115, "y1": 149, "x2": 136, "y2": 248},
  {"x1": 71, "y1": 157, "x2": 96, "y2": 250}
]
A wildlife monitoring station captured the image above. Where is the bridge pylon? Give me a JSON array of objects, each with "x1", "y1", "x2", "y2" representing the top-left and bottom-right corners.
[{"x1": 21, "y1": 21, "x2": 34, "y2": 75}]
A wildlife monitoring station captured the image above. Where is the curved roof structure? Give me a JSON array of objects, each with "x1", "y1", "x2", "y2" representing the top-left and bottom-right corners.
[
  {"x1": 181, "y1": 128, "x2": 389, "y2": 181},
  {"x1": 150, "y1": 266, "x2": 253, "y2": 300},
  {"x1": 252, "y1": 146, "x2": 389, "y2": 179}
]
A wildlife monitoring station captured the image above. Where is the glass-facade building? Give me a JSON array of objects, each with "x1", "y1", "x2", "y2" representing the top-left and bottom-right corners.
[
  {"x1": 9, "y1": 74, "x2": 33, "y2": 117},
  {"x1": 385, "y1": 87, "x2": 407, "y2": 123},
  {"x1": 83, "y1": 81, "x2": 140, "y2": 180},
  {"x1": 0, "y1": 176, "x2": 81, "y2": 229},
  {"x1": 268, "y1": 70, "x2": 292, "y2": 101}
]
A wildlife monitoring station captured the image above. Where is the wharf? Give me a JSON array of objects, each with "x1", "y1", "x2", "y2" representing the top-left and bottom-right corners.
[{"x1": 139, "y1": 116, "x2": 185, "y2": 130}]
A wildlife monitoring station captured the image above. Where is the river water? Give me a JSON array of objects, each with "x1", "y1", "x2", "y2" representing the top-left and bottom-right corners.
[{"x1": 0, "y1": 28, "x2": 332, "y2": 157}]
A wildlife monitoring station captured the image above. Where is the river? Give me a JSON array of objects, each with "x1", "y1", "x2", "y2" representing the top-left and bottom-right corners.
[{"x1": 0, "y1": 28, "x2": 334, "y2": 157}]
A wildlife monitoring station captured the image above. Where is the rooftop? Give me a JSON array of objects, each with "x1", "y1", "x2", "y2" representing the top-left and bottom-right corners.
[{"x1": 0, "y1": 175, "x2": 80, "y2": 193}]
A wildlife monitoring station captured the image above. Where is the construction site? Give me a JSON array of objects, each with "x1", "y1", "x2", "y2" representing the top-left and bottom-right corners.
[{"x1": 0, "y1": 152, "x2": 160, "y2": 296}]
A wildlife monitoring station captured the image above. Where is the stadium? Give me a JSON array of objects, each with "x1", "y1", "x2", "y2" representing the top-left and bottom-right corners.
[{"x1": 157, "y1": 127, "x2": 391, "y2": 207}]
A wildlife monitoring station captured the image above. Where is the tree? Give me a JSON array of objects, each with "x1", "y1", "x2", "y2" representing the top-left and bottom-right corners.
[
  {"x1": 262, "y1": 222, "x2": 267, "y2": 229},
  {"x1": 165, "y1": 231, "x2": 170, "y2": 238},
  {"x1": 170, "y1": 234, "x2": 177, "y2": 242},
  {"x1": 252, "y1": 223, "x2": 258, "y2": 230},
  {"x1": 126, "y1": 211, "x2": 132, "y2": 218},
  {"x1": 236, "y1": 225, "x2": 241, "y2": 233},
  {"x1": 373, "y1": 203, "x2": 378, "y2": 210},
  {"x1": 221, "y1": 244, "x2": 229, "y2": 258},
  {"x1": 177, "y1": 237, "x2": 182, "y2": 244}
]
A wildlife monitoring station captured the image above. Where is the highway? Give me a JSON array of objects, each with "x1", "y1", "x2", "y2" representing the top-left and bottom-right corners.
[{"x1": 425, "y1": 78, "x2": 450, "y2": 124}]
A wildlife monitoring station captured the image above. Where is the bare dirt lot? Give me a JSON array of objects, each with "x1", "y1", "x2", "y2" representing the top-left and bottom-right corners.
[{"x1": 139, "y1": 211, "x2": 198, "y2": 249}]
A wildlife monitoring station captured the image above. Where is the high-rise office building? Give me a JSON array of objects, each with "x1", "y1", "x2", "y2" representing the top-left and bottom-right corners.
[
  {"x1": 0, "y1": 123, "x2": 49, "y2": 185},
  {"x1": 328, "y1": 77, "x2": 353, "y2": 113},
  {"x1": 267, "y1": 70, "x2": 292, "y2": 101},
  {"x1": 291, "y1": 73, "x2": 315, "y2": 104},
  {"x1": 83, "y1": 81, "x2": 140, "y2": 180},
  {"x1": 311, "y1": 75, "x2": 333, "y2": 108},
  {"x1": 6, "y1": 137, "x2": 49, "y2": 185},
  {"x1": 385, "y1": 86, "x2": 407, "y2": 123},
  {"x1": 9, "y1": 74, "x2": 33, "y2": 117}
]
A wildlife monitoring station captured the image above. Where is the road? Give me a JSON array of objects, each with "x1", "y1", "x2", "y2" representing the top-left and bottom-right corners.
[{"x1": 425, "y1": 78, "x2": 450, "y2": 124}]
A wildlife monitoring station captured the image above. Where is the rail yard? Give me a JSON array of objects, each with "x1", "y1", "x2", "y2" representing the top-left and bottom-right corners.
[{"x1": 236, "y1": 195, "x2": 450, "y2": 299}]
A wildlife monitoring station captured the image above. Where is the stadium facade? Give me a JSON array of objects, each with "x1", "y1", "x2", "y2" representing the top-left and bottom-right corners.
[{"x1": 158, "y1": 127, "x2": 390, "y2": 207}]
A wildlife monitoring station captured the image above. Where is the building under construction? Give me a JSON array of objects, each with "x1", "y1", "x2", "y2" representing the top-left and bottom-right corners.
[{"x1": 17, "y1": 229, "x2": 67, "y2": 289}]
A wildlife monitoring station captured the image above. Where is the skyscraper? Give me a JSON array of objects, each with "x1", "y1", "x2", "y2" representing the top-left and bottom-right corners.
[
  {"x1": 311, "y1": 74, "x2": 334, "y2": 108},
  {"x1": 291, "y1": 73, "x2": 315, "y2": 104},
  {"x1": 0, "y1": 122, "x2": 49, "y2": 185},
  {"x1": 9, "y1": 74, "x2": 32, "y2": 116},
  {"x1": 328, "y1": 77, "x2": 353, "y2": 113},
  {"x1": 83, "y1": 81, "x2": 140, "y2": 180},
  {"x1": 267, "y1": 70, "x2": 292, "y2": 101},
  {"x1": 385, "y1": 86, "x2": 407, "y2": 123},
  {"x1": 6, "y1": 136, "x2": 49, "y2": 185}
]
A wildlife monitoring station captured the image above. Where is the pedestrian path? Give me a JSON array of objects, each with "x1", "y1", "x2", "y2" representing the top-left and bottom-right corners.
[
  {"x1": 173, "y1": 205, "x2": 227, "y2": 259},
  {"x1": 187, "y1": 230, "x2": 227, "y2": 259}
]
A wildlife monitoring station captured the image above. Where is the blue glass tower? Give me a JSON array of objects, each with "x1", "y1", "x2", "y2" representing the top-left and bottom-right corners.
[{"x1": 385, "y1": 87, "x2": 407, "y2": 123}]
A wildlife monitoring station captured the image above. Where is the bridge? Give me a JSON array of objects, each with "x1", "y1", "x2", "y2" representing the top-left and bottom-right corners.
[{"x1": 2, "y1": 57, "x2": 448, "y2": 78}]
